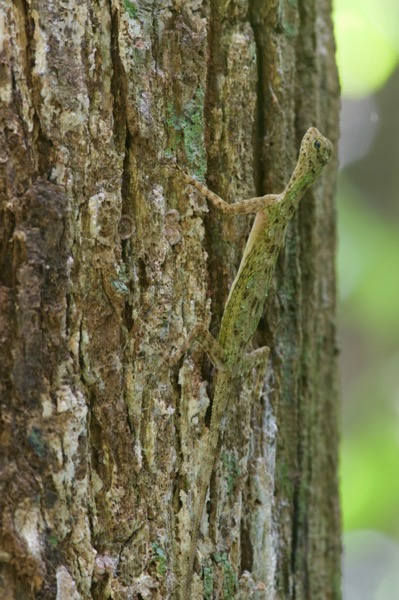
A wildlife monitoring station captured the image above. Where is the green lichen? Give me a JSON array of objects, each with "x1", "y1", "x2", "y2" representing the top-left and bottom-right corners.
[
  {"x1": 124, "y1": 0, "x2": 138, "y2": 18},
  {"x1": 164, "y1": 105, "x2": 182, "y2": 163},
  {"x1": 275, "y1": 459, "x2": 292, "y2": 497},
  {"x1": 165, "y1": 104, "x2": 185, "y2": 132},
  {"x1": 221, "y1": 451, "x2": 240, "y2": 496},
  {"x1": 203, "y1": 560, "x2": 214, "y2": 600},
  {"x1": 213, "y1": 553, "x2": 237, "y2": 599},
  {"x1": 282, "y1": 21, "x2": 298, "y2": 38},
  {"x1": 164, "y1": 147, "x2": 176, "y2": 160},
  {"x1": 47, "y1": 532, "x2": 59, "y2": 548},
  {"x1": 164, "y1": 88, "x2": 206, "y2": 181},
  {"x1": 27, "y1": 427, "x2": 47, "y2": 459},
  {"x1": 332, "y1": 572, "x2": 342, "y2": 598},
  {"x1": 182, "y1": 88, "x2": 206, "y2": 181},
  {"x1": 276, "y1": 3, "x2": 298, "y2": 37},
  {"x1": 111, "y1": 264, "x2": 130, "y2": 296},
  {"x1": 150, "y1": 542, "x2": 168, "y2": 577},
  {"x1": 111, "y1": 280, "x2": 129, "y2": 295}
]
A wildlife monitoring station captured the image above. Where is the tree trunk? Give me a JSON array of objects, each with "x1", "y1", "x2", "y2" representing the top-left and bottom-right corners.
[{"x1": 0, "y1": 0, "x2": 340, "y2": 599}]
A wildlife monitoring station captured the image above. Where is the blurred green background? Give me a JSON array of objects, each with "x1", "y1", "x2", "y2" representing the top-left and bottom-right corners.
[{"x1": 333, "y1": 0, "x2": 399, "y2": 596}]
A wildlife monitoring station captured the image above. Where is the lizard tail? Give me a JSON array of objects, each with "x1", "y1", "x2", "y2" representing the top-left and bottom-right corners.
[
  {"x1": 181, "y1": 382, "x2": 232, "y2": 600},
  {"x1": 181, "y1": 465, "x2": 213, "y2": 600}
]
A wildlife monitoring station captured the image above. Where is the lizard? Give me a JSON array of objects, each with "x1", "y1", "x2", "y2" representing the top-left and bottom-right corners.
[{"x1": 171, "y1": 127, "x2": 333, "y2": 599}]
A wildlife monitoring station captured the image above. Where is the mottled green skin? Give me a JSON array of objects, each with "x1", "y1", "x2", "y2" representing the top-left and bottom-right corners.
[
  {"x1": 181, "y1": 128, "x2": 332, "y2": 600},
  {"x1": 218, "y1": 128, "x2": 331, "y2": 360},
  {"x1": 219, "y1": 205, "x2": 288, "y2": 357}
]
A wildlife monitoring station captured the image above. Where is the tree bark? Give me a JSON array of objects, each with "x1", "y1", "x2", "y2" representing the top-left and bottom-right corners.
[{"x1": 0, "y1": 0, "x2": 340, "y2": 599}]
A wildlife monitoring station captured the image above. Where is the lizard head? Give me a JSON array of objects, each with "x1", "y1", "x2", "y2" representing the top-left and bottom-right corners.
[
  {"x1": 282, "y1": 127, "x2": 333, "y2": 207},
  {"x1": 298, "y1": 127, "x2": 333, "y2": 176}
]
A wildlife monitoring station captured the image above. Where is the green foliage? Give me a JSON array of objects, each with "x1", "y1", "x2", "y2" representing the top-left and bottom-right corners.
[
  {"x1": 341, "y1": 416, "x2": 399, "y2": 536},
  {"x1": 338, "y1": 175, "x2": 399, "y2": 541},
  {"x1": 338, "y1": 177, "x2": 399, "y2": 339},
  {"x1": 333, "y1": 0, "x2": 399, "y2": 96}
]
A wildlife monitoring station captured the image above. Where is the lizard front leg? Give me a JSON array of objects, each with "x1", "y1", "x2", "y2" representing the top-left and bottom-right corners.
[{"x1": 175, "y1": 165, "x2": 279, "y2": 214}]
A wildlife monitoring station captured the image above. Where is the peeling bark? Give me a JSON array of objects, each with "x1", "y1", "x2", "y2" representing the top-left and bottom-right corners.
[{"x1": 0, "y1": 0, "x2": 340, "y2": 598}]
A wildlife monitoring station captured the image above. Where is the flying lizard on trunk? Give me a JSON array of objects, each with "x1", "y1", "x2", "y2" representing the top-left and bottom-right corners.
[{"x1": 171, "y1": 127, "x2": 333, "y2": 600}]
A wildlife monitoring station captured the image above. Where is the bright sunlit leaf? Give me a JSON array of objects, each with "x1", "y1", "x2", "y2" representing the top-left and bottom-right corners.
[
  {"x1": 338, "y1": 176, "x2": 399, "y2": 339},
  {"x1": 333, "y1": 0, "x2": 399, "y2": 97},
  {"x1": 341, "y1": 415, "x2": 399, "y2": 535}
]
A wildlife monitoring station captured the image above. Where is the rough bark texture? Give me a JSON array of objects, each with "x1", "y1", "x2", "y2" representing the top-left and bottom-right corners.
[{"x1": 0, "y1": 0, "x2": 340, "y2": 599}]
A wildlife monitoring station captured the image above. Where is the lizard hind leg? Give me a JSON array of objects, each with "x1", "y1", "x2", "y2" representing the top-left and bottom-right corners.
[
  {"x1": 242, "y1": 346, "x2": 270, "y2": 398},
  {"x1": 169, "y1": 322, "x2": 228, "y2": 371}
]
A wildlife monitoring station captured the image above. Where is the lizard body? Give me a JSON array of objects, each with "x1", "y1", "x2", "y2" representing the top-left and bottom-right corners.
[{"x1": 175, "y1": 127, "x2": 332, "y2": 599}]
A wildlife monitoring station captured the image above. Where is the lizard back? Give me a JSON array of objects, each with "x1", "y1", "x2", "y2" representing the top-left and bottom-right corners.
[{"x1": 218, "y1": 203, "x2": 291, "y2": 362}]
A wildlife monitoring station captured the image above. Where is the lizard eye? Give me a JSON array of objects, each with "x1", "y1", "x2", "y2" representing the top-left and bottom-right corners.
[{"x1": 313, "y1": 139, "x2": 321, "y2": 150}]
